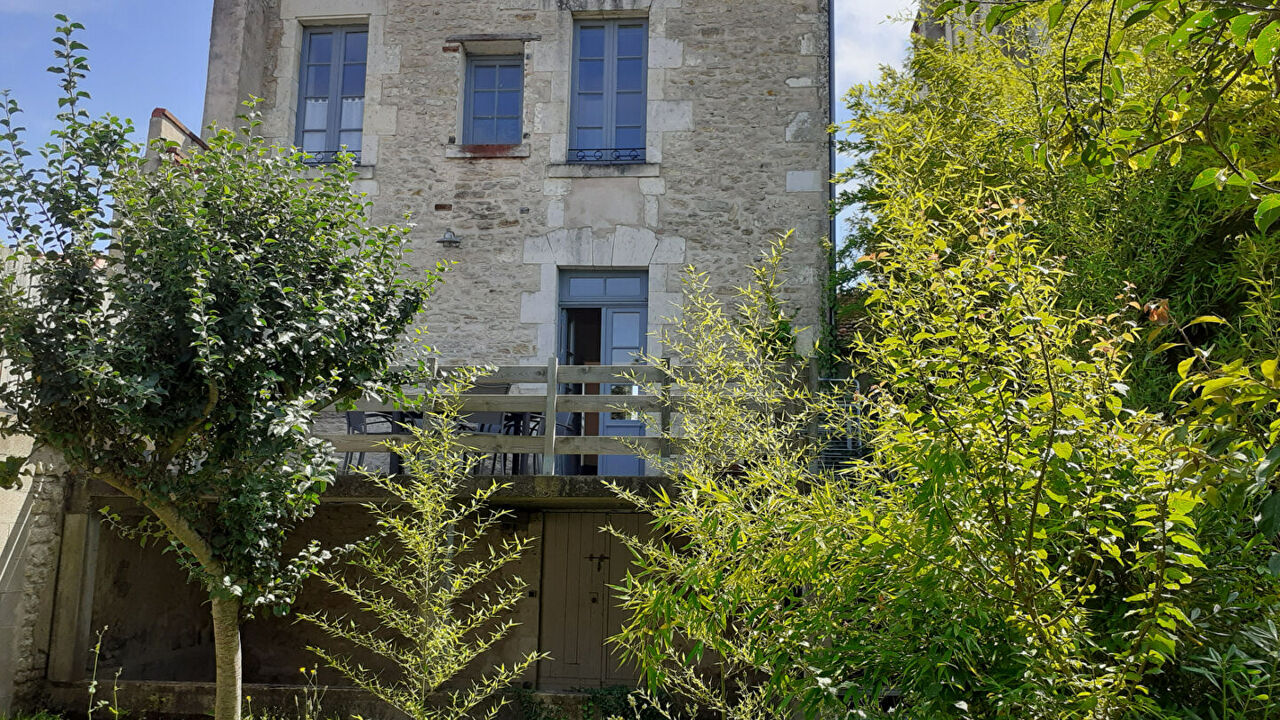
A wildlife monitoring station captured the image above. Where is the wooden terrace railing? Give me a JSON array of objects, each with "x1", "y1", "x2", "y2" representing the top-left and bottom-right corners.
[{"x1": 315, "y1": 358, "x2": 675, "y2": 477}]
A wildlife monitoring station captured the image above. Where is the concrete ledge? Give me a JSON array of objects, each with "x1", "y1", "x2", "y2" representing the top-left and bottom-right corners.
[{"x1": 546, "y1": 163, "x2": 660, "y2": 178}]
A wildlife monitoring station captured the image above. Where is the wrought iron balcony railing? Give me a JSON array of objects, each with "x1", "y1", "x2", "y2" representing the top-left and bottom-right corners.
[
  {"x1": 301, "y1": 149, "x2": 362, "y2": 166},
  {"x1": 567, "y1": 147, "x2": 646, "y2": 164}
]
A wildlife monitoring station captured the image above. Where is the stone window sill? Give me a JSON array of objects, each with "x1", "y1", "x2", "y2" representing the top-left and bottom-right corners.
[
  {"x1": 546, "y1": 163, "x2": 660, "y2": 178},
  {"x1": 445, "y1": 144, "x2": 531, "y2": 159}
]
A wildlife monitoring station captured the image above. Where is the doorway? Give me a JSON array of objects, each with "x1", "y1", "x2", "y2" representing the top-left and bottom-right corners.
[
  {"x1": 538, "y1": 512, "x2": 652, "y2": 690},
  {"x1": 558, "y1": 271, "x2": 647, "y2": 477}
]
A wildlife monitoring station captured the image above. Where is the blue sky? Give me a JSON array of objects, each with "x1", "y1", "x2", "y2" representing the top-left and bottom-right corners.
[
  {"x1": 0, "y1": 0, "x2": 914, "y2": 148},
  {"x1": 0, "y1": 1, "x2": 214, "y2": 146}
]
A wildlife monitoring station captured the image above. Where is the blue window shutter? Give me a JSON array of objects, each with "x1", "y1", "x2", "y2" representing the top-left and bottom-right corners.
[
  {"x1": 464, "y1": 55, "x2": 524, "y2": 145},
  {"x1": 296, "y1": 26, "x2": 367, "y2": 163},
  {"x1": 570, "y1": 19, "x2": 648, "y2": 163}
]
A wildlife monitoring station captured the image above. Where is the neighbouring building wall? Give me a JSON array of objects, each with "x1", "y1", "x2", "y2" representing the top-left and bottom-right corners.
[
  {"x1": 203, "y1": 0, "x2": 832, "y2": 367},
  {"x1": 0, "y1": 246, "x2": 62, "y2": 713},
  {"x1": 143, "y1": 107, "x2": 210, "y2": 167},
  {"x1": 0, "y1": 449, "x2": 66, "y2": 713}
]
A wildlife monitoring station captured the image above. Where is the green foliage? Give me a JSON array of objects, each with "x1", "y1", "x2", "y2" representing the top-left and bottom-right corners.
[
  {"x1": 611, "y1": 216, "x2": 1280, "y2": 718},
  {"x1": 610, "y1": 240, "x2": 842, "y2": 719},
  {"x1": 0, "y1": 19, "x2": 432, "y2": 720},
  {"x1": 580, "y1": 686, "x2": 668, "y2": 720},
  {"x1": 607, "y1": 2, "x2": 1280, "y2": 717},
  {"x1": 514, "y1": 690, "x2": 567, "y2": 720},
  {"x1": 0, "y1": 18, "x2": 430, "y2": 610},
  {"x1": 935, "y1": 0, "x2": 1280, "y2": 224},
  {"x1": 302, "y1": 371, "x2": 540, "y2": 720},
  {"x1": 1178, "y1": 619, "x2": 1280, "y2": 720},
  {"x1": 87, "y1": 627, "x2": 124, "y2": 720},
  {"x1": 242, "y1": 667, "x2": 334, "y2": 720},
  {"x1": 514, "y1": 687, "x2": 668, "y2": 720},
  {"x1": 838, "y1": 1, "x2": 1280, "y2": 410},
  {"x1": 0, "y1": 713, "x2": 63, "y2": 720}
]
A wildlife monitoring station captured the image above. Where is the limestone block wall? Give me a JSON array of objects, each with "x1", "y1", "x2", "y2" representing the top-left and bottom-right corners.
[
  {"x1": 0, "y1": 450, "x2": 66, "y2": 713},
  {"x1": 202, "y1": 0, "x2": 832, "y2": 367}
]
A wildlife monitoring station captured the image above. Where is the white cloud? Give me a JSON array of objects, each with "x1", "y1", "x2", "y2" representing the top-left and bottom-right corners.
[
  {"x1": 831, "y1": 0, "x2": 917, "y2": 241},
  {"x1": 834, "y1": 0, "x2": 916, "y2": 95}
]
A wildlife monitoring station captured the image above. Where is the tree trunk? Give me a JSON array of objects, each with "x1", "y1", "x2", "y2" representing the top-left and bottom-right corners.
[{"x1": 210, "y1": 594, "x2": 243, "y2": 720}]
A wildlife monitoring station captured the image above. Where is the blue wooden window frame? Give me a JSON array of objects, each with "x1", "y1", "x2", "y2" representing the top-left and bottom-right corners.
[
  {"x1": 295, "y1": 25, "x2": 367, "y2": 164},
  {"x1": 463, "y1": 55, "x2": 524, "y2": 145},
  {"x1": 568, "y1": 18, "x2": 648, "y2": 164}
]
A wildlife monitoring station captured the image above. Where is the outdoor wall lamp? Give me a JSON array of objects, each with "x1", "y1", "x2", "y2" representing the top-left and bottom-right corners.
[{"x1": 437, "y1": 228, "x2": 461, "y2": 249}]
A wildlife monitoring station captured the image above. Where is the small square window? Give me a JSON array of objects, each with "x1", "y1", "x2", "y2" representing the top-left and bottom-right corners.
[
  {"x1": 295, "y1": 26, "x2": 367, "y2": 164},
  {"x1": 569, "y1": 19, "x2": 648, "y2": 164},
  {"x1": 463, "y1": 55, "x2": 524, "y2": 145}
]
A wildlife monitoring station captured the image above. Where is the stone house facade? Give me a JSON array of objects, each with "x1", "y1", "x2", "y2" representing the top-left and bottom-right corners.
[{"x1": 0, "y1": 0, "x2": 831, "y2": 712}]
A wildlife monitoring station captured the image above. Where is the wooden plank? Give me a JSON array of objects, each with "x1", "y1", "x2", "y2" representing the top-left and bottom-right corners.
[
  {"x1": 543, "y1": 356, "x2": 559, "y2": 475},
  {"x1": 347, "y1": 398, "x2": 424, "y2": 412},
  {"x1": 555, "y1": 395, "x2": 663, "y2": 413},
  {"x1": 349, "y1": 394, "x2": 668, "y2": 415},
  {"x1": 390, "y1": 363, "x2": 700, "y2": 385},
  {"x1": 556, "y1": 364, "x2": 670, "y2": 384},
  {"x1": 319, "y1": 433, "x2": 667, "y2": 455},
  {"x1": 539, "y1": 512, "x2": 611, "y2": 689},
  {"x1": 659, "y1": 357, "x2": 672, "y2": 459},
  {"x1": 319, "y1": 434, "x2": 412, "y2": 453},
  {"x1": 439, "y1": 365, "x2": 548, "y2": 383},
  {"x1": 604, "y1": 513, "x2": 651, "y2": 684},
  {"x1": 461, "y1": 435, "x2": 545, "y2": 454},
  {"x1": 458, "y1": 395, "x2": 546, "y2": 413},
  {"x1": 322, "y1": 434, "x2": 545, "y2": 454},
  {"x1": 558, "y1": 435, "x2": 663, "y2": 455},
  {"x1": 458, "y1": 394, "x2": 667, "y2": 414}
]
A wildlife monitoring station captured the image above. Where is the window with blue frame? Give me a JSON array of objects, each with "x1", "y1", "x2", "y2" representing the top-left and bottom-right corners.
[
  {"x1": 569, "y1": 18, "x2": 648, "y2": 164},
  {"x1": 295, "y1": 26, "x2": 367, "y2": 164},
  {"x1": 463, "y1": 55, "x2": 524, "y2": 145}
]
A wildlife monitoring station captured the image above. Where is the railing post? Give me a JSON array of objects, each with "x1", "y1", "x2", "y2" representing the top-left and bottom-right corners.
[
  {"x1": 659, "y1": 357, "x2": 672, "y2": 460},
  {"x1": 542, "y1": 355, "x2": 559, "y2": 476},
  {"x1": 807, "y1": 355, "x2": 821, "y2": 441}
]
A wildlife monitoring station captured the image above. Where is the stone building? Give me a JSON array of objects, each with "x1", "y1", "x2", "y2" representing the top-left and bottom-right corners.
[{"x1": 1, "y1": 0, "x2": 832, "y2": 713}]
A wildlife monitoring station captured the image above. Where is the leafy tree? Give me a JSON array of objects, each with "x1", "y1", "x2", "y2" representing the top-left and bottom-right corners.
[
  {"x1": 838, "y1": 2, "x2": 1280, "y2": 409},
  {"x1": 302, "y1": 371, "x2": 541, "y2": 720},
  {"x1": 610, "y1": 239, "x2": 829, "y2": 720},
  {"x1": 0, "y1": 18, "x2": 432, "y2": 720},
  {"x1": 933, "y1": 0, "x2": 1280, "y2": 232},
  {"x1": 612, "y1": 213, "x2": 1279, "y2": 717}
]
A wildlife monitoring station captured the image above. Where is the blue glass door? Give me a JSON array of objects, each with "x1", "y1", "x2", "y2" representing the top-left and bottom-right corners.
[
  {"x1": 559, "y1": 272, "x2": 647, "y2": 477},
  {"x1": 599, "y1": 306, "x2": 646, "y2": 476}
]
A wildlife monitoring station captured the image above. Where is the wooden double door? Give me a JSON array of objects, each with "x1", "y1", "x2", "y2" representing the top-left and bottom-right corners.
[{"x1": 538, "y1": 512, "x2": 651, "y2": 690}]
